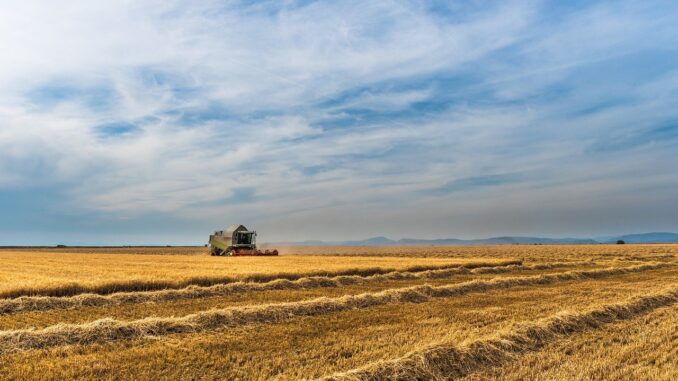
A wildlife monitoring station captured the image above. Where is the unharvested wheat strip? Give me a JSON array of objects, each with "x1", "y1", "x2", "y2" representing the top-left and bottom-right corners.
[
  {"x1": 0, "y1": 263, "x2": 667, "y2": 354},
  {"x1": 0, "y1": 259, "x2": 523, "y2": 299},
  {"x1": 0, "y1": 261, "x2": 588, "y2": 316},
  {"x1": 321, "y1": 287, "x2": 678, "y2": 381}
]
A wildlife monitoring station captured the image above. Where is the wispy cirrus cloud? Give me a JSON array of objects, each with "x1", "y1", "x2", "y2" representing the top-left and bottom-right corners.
[{"x1": 0, "y1": 0, "x2": 677, "y2": 244}]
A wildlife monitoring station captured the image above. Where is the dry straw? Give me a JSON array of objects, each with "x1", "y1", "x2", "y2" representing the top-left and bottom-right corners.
[
  {"x1": 0, "y1": 259, "x2": 523, "y2": 299},
  {"x1": 0, "y1": 261, "x2": 587, "y2": 315},
  {"x1": 323, "y1": 287, "x2": 678, "y2": 380},
  {"x1": 0, "y1": 263, "x2": 666, "y2": 354}
]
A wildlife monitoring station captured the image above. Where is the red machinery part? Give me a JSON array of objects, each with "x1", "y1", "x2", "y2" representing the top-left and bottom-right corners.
[{"x1": 231, "y1": 248, "x2": 279, "y2": 256}]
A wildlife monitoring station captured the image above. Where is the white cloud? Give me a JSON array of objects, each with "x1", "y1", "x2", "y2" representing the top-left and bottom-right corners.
[{"x1": 0, "y1": 0, "x2": 677, "y2": 243}]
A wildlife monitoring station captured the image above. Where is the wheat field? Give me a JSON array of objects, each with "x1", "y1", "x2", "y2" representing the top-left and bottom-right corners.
[{"x1": 0, "y1": 245, "x2": 675, "y2": 380}]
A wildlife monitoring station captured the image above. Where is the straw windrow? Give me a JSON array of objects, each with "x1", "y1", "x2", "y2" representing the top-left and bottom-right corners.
[
  {"x1": 0, "y1": 261, "x2": 587, "y2": 315},
  {"x1": 323, "y1": 287, "x2": 678, "y2": 380},
  {"x1": 0, "y1": 259, "x2": 522, "y2": 299},
  {"x1": 0, "y1": 263, "x2": 668, "y2": 354}
]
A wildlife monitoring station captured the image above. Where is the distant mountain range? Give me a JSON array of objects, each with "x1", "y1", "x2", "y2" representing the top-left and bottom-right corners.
[
  {"x1": 271, "y1": 232, "x2": 678, "y2": 246},
  {"x1": 600, "y1": 232, "x2": 678, "y2": 243}
]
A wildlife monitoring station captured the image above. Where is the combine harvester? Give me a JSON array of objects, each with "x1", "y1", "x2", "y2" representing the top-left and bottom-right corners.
[{"x1": 209, "y1": 224, "x2": 278, "y2": 256}]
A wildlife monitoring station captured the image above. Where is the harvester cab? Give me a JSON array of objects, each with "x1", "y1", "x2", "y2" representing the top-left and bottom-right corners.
[{"x1": 209, "y1": 224, "x2": 278, "y2": 256}]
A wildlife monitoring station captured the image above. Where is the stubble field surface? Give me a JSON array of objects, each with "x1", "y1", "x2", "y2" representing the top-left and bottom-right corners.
[{"x1": 0, "y1": 244, "x2": 675, "y2": 380}]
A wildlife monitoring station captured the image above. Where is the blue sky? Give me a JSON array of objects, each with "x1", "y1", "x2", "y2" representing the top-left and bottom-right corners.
[{"x1": 1, "y1": 0, "x2": 677, "y2": 245}]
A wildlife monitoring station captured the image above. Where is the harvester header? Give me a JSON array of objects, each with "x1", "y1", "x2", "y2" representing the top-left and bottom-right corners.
[{"x1": 209, "y1": 224, "x2": 278, "y2": 256}]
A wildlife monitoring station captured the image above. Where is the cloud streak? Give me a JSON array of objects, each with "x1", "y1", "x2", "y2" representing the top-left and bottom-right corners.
[{"x1": 0, "y1": 0, "x2": 677, "y2": 244}]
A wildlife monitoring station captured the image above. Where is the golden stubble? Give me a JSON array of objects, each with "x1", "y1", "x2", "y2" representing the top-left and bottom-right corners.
[{"x1": 0, "y1": 244, "x2": 674, "y2": 380}]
